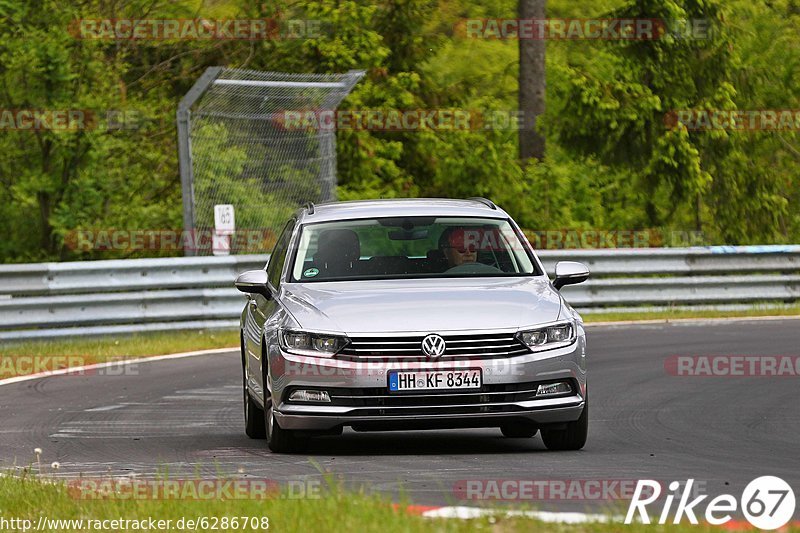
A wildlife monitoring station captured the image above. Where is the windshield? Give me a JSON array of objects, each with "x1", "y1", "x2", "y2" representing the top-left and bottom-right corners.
[{"x1": 290, "y1": 216, "x2": 540, "y2": 282}]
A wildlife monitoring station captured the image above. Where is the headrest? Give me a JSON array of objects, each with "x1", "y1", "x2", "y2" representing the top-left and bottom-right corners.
[{"x1": 316, "y1": 229, "x2": 360, "y2": 262}]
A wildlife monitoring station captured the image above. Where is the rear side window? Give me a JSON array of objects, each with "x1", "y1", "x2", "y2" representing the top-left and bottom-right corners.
[{"x1": 266, "y1": 219, "x2": 295, "y2": 289}]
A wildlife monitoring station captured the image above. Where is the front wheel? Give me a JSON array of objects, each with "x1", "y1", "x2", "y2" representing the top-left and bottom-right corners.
[
  {"x1": 541, "y1": 398, "x2": 588, "y2": 451},
  {"x1": 242, "y1": 339, "x2": 265, "y2": 439},
  {"x1": 265, "y1": 404, "x2": 305, "y2": 453},
  {"x1": 262, "y1": 354, "x2": 306, "y2": 453},
  {"x1": 244, "y1": 387, "x2": 266, "y2": 439}
]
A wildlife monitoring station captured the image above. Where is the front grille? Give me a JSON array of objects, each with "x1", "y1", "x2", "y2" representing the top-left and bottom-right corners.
[{"x1": 338, "y1": 331, "x2": 530, "y2": 361}]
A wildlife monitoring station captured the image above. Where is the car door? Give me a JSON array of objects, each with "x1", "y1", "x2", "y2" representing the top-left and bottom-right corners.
[{"x1": 248, "y1": 219, "x2": 296, "y2": 395}]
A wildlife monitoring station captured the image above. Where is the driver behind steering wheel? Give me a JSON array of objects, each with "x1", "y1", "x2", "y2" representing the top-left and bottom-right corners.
[{"x1": 439, "y1": 226, "x2": 479, "y2": 268}]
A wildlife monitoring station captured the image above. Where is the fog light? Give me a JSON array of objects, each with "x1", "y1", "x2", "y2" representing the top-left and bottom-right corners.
[
  {"x1": 288, "y1": 390, "x2": 331, "y2": 403},
  {"x1": 536, "y1": 382, "x2": 572, "y2": 397}
]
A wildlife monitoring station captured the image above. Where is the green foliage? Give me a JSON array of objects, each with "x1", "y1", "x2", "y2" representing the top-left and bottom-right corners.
[
  {"x1": 0, "y1": 0, "x2": 798, "y2": 263},
  {"x1": 546, "y1": 0, "x2": 798, "y2": 242}
]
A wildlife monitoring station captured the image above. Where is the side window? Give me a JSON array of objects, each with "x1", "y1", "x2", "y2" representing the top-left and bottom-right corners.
[{"x1": 266, "y1": 220, "x2": 296, "y2": 289}]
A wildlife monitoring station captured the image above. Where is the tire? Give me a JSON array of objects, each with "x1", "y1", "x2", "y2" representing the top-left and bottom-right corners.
[
  {"x1": 242, "y1": 336, "x2": 266, "y2": 439},
  {"x1": 265, "y1": 405, "x2": 305, "y2": 453},
  {"x1": 244, "y1": 387, "x2": 266, "y2": 439},
  {"x1": 541, "y1": 397, "x2": 588, "y2": 451},
  {"x1": 262, "y1": 346, "x2": 306, "y2": 453},
  {"x1": 500, "y1": 422, "x2": 538, "y2": 438}
]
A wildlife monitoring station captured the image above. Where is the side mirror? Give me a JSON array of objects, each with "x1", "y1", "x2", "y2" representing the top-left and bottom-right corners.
[
  {"x1": 235, "y1": 270, "x2": 272, "y2": 299},
  {"x1": 553, "y1": 261, "x2": 589, "y2": 290}
]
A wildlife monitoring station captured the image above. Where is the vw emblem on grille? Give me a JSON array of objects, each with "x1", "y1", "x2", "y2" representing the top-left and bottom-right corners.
[{"x1": 421, "y1": 334, "x2": 446, "y2": 358}]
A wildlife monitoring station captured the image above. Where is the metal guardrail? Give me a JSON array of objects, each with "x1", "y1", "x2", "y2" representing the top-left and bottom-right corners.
[
  {"x1": 1, "y1": 247, "x2": 798, "y2": 341},
  {"x1": 0, "y1": 255, "x2": 267, "y2": 296}
]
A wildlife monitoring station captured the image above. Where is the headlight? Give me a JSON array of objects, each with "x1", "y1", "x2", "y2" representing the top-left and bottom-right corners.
[
  {"x1": 516, "y1": 321, "x2": 576, "y2": 352},
  {"x1": 279, "y1": 329, "x2": 349, "y2": 357}
]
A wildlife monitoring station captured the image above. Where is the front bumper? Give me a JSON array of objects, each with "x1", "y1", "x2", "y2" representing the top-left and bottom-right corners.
[
  {"x1": 276, "y1": 397, "x2": 585, "y2": 431},
  {"x1": 269, "y1": 334, "x2": 587, "y2": 432}
]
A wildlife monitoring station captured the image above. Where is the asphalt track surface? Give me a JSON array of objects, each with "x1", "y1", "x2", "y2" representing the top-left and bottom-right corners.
[{"x1": 1, "y1": 319, "x2": 798, "y2": 514}]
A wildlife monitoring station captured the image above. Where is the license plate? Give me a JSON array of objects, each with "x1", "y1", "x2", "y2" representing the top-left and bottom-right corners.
[{"x1": 388, "y1": 369, "x2": 482, "y2": 392}]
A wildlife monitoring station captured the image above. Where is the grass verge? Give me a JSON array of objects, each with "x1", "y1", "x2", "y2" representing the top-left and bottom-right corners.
[
  {"x1": 583, "y1": 304, "x2": 800, "y2": 323},
  {"x1": 3, "y1": 474, "x2": 791, "y2": 533},
  {"x1": 0, "y1": 329, "x2": 239, "y2": 380}
]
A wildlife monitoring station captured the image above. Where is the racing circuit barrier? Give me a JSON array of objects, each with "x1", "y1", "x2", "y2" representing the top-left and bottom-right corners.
[{"x1": 0, "y1": 246, "x2": 798, "y2": 341}]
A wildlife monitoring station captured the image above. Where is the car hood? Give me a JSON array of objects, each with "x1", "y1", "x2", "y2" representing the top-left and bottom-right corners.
[{"x1": 280, "y1": 277, "x2": 562, "y2": 334}]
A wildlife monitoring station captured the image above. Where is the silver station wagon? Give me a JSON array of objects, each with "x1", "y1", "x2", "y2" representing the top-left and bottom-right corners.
[{"x1": 236, "y1": 198, "x2": 590, "y2": 452}]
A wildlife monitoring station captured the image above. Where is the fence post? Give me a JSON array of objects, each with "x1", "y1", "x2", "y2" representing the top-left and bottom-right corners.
[{"x1": 177, "y1": 67, "x2": 223, "y2": 257}]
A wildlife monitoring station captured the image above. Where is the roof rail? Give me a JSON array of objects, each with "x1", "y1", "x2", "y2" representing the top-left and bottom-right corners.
[
  {"x1": 467, "y1": 197, "x2": 496, "y2": 210},
  {"x1": 304, "y1": 202, "x2": 315, "y2": 215}
]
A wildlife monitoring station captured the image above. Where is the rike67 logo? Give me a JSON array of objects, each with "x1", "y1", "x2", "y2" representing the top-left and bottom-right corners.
[{"x1": 625, "y1": 476, "x2": 796, "y2": 530}]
